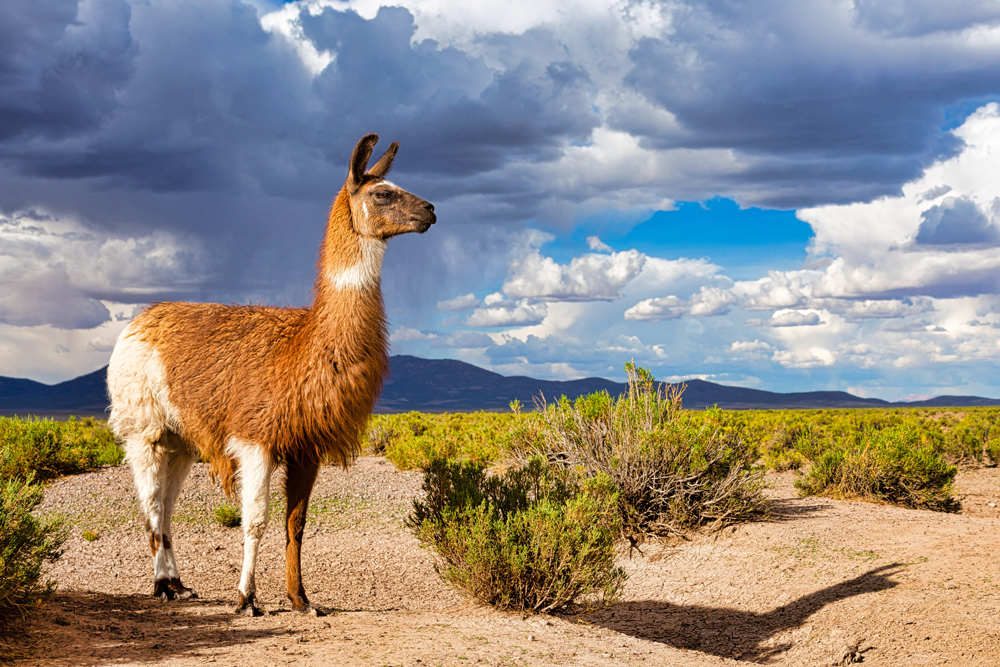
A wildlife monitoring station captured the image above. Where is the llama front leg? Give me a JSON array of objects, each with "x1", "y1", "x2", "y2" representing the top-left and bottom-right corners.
[
  {"x1": 285, "y1": 453, "x2": 320, "y2": 614},
  {"x1": 231, "y1": 441, "x2": 275, "y2": 616}
]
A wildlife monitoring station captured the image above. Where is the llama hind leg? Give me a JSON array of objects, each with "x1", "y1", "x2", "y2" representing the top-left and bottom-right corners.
[
  {"x1": 230, "y1": 440, "x2": 275, "y2": 616},
  {"x1": 160, "y1": 435, "x2": 199, "y2": 599},
  {"x1": 127, "y1": 434, "x2": 177, "y2": 600}
]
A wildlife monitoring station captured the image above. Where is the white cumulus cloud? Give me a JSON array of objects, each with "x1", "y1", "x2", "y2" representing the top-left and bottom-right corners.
[{"x1": 502, "y1": 247, "x2": 647, "y2": 302}]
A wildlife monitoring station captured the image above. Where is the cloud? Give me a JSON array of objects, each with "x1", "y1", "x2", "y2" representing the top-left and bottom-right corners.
[
  {"x1": 623, "y1": 284, "x2": 737, "y2": 321},
  {"x1": 799, "y1": 104, "x2": 1000, "y2": 300},
  {"x1": 734, "y1": 271, "x2": 816, "y2": 311},
  {"x1": 587, "y1": 236, "x2": 613, "y2": 252},
  {"x1": 772, "y1": 347, "x2": 836, "y2": 368},
  {"x1": 466, "y1": 295, "x2": 548, "y2": 327},
  {"x1": 825, "y1": 298, "x2": 935, "y2": 320},
  {"x1": 688, "y1": 285, "x2": 738, "y2": 317},
  {"x1": 390, "y1": 326, "x2": 437, "y2": 342},
  {"x1": 0, "y1": 209, "x2": 205, "y2": 329},
  {"x1": 851, "y1": 0, "x2": 1000, "y2": 37},
  {"x1": 882, "y1": 318, "x2": 943, "y2": 333},
  {"x1": 728, "y1": 339, "x2": 773, "y2": 360},
  {"x1": 436, "y1": 293, "x2": 480, "y2": 312},
  {"x1": 624, "y1": 295, "x2": 686, "y2": 321},
  {"x1": 431, "y1": 330, "x2": 496, "y2": 348},
  {"x1": 914, "y1": 196, "x2": 1000, "y2": 246},
  {"x1": 502, "y1": 247, "x2": 646, "y2": 302},
  {"x1": 768, "y1": 310, "x2": 824, "y2": 327}
]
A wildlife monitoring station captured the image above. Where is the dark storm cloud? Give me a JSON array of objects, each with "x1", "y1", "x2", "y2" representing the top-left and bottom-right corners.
[
  {"x1": 915, "y1": 196, "x2": 1000, "y2": 246},
  {"x1": 621, "y1": 0, "x2": 1000, "y2": 206},
  {"x1": 301, "y1": 7, "x2": 600, "y2": 179},
  {"x1": 0, "y1": 0, "x2": 135, "y2": 142},
  {"x1": 3, "y1": 0, "x2": 1000, "y2": 336}
]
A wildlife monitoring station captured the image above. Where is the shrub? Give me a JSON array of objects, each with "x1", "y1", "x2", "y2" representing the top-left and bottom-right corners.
[
  {"x1": 516, "y1": 362, "x2": 770, "y2": 546},
  {"x1": 364, "y1": 412, "x2": 517, "y2": 469},
  {"x1": 409, "y1": 458, "x2": 625, "y2": 613},
  {"x1": 794, "y1": 425, "x2": 960, "y2": 512},
  {"x1": 0, "y1": 475, "x2": 66, "y2": 622},
  {"x1": 0, "y1": 416, "x2": 123, "y2": 482},
  {"x1": 214, "y1": 503, "x2": 241, "y2": 528}
]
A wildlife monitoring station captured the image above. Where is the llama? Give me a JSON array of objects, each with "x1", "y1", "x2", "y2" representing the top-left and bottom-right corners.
[{"x1": 107, "y1": 134, "x2": 435, "y2": 616}]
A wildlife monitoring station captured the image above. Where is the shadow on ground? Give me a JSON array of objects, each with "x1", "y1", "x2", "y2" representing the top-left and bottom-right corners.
[
  {"x1": 577, "y1": 564, "x2": 902, "y2": 663},
  {"x1": 6, "y1": 591, "x2": 288, "y2": 664},
  {"x1": 769, "y1": 497, "x2": 832, "y2": 522}
]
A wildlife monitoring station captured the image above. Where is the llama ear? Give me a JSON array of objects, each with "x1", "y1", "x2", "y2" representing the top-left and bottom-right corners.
[
  {"x1": 348, "y1": 134, "x2": 379, "y2": 193},
  {"x1": 366, "y1": 142, "x2": 399, "y2": 179}
]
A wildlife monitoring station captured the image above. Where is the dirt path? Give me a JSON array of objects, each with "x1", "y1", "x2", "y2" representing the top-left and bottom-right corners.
[{"x1": 6, "y1": 458, "x2": 1000, "y2": 666}]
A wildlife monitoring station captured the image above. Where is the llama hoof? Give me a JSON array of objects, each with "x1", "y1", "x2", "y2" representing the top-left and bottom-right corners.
[
  {"x1": 152, "y1": 579, "x2": 178, "y2": 601},
  {"x1": 168, "y1": 578, "x2": 198, "y2": 599},
  {"x1": 235, "y1": 592, "x2": 266, "y2": 617},
  {"x1": 294, "y1": 605, "x2": 325, "y2": 617}
]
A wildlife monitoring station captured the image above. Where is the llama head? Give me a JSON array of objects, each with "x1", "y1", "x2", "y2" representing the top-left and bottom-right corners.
[{"x1": 346, "y1": 133, "x2": 436, "y2": 239}]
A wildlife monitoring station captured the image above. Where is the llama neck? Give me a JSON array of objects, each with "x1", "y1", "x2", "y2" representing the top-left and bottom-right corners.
[{"x1": 306, "y1": 188, "x2": 388, "y2": 364}]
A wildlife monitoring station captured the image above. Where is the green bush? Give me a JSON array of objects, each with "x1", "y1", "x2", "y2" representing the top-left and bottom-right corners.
[
  {"x1": 409, "y1": 458, "x2": 625, "y2": 613},
  {"x1": 214, "y1": 503, "x2": 241, "y2": 528},
  {"x1": 517, "y1": 363, "x2": 770, "y2": 546},
  {"x1": 794, "y1": 425, "x2": 960, "y2": 512},
  {"x1": 0, "y1": 474, "x2": 66, "y2": 622},
  {"x1": 364, "y1": 412, "x2": 519, "y2": 469},
  {"x1": 0, "y1": 416, "x2": 123, "y2": 482}
]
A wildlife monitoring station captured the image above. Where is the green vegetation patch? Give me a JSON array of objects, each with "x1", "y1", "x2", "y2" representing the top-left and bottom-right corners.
[
  {"x1": 0, "y1": 416, "x2": 123, "y2": 482},
  {"x1": 794, "y1": 425, "x2": 960, "y2": 512},
  {"x1": 213, "y1": 503, "x2": 241, "y2": 528},
  {"x1": 365, "y1": 411, "x2": 519, "y2": 470},
  {"x1": 409, "y1": 457, "x2": 625, "y2": 613},
  {"x1": 0, "y1": 474, "x2": 66, "y2": 623}
]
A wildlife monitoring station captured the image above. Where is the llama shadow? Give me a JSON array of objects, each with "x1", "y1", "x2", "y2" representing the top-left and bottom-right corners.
[
  {"x1": 573, "y1": 563, "x2": 902, "y2": 663},
  {"x1": 10, "y1": 591, "x2": 289, "y2": 664}
]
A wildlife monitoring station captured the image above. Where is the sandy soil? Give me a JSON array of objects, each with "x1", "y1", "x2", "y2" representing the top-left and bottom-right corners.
[{"x1": 5, "y1": 457, "x2": 1000, "y2": 666}]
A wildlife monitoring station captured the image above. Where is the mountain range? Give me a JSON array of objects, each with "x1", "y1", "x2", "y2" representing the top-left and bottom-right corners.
[{"x1": 2, "y1": 354, "x2": 999, "y2": 416}]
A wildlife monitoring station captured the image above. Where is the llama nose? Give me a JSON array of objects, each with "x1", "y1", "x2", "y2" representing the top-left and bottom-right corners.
[{"x1": 425, "y1": 202, "x2": 435, "y2": 212}]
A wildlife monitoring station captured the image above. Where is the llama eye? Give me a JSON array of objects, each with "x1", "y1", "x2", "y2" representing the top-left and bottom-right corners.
[{"x1": 373, "y1": 191, "x2": 389, "y2": 201}]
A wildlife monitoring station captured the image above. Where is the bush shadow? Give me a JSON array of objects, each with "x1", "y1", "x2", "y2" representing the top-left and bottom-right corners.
[
  {"x1": 768, "y1": 497, "x2": 832, "y2": 522},
  {"x1": 574, "y1": 563, "x2": 902, "y2": 663}
]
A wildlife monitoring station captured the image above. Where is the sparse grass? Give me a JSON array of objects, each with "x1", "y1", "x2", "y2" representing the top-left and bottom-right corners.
[
  {"x1": 213, "y1": 503, "x2": 241, "y2": 528},
  {"x1": 0, "y1": 474, "x2": 66, "y2": 623},
  {"x1": 409, "y1": 457, "x2": 625, "y2": 613},
  {"x1": 80, "y1": 530, "x2": 98, "y2": 542},
  {"x1": 0, "y1": 416, "x2": 122, "y2": 482},
  {"x1": 794, "y1": 425, "x2": 960, "y2": 512}
]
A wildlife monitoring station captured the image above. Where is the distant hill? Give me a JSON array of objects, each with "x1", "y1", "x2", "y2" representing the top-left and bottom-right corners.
[{"x1": 2, "y1": 355, "x2": 1000, "y2": 415}]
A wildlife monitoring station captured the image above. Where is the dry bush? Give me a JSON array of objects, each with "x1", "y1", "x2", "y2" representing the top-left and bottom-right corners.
[{"x1": 516, "y1": 362, "x2": 770, "y2": 547}]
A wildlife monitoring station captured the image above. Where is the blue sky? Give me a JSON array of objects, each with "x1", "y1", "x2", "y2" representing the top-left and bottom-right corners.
[{"x1": 3, "y1": 0, "x2": 1000, "y2": 400}]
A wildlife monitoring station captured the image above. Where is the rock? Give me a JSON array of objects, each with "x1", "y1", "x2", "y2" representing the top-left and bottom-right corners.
[{"x1": 832, "y1": 641, "x2": 864, "y2": 665}]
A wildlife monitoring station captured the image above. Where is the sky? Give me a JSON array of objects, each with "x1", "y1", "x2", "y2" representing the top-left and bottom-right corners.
[{"x1": 3, "y1": 0, "x2": 1000, "y2": 400}]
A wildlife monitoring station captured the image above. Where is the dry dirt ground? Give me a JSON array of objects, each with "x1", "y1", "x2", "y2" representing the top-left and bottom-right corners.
[{"x1": 5, "y1": 457, "x2": 1000, "y2": 666}]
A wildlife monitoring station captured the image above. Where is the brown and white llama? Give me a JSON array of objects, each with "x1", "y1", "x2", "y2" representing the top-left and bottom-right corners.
[{"x1": 107, "y1": 134, "x2": 435, "y2": 616}]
